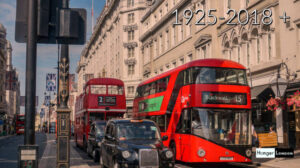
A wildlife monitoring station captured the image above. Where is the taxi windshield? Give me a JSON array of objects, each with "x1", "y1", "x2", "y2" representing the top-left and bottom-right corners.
[{"x1": 116, "y1": 122, "x2": 161, "y2": 141}]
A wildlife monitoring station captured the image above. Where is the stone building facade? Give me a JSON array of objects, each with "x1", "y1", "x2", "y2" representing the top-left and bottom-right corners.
[
  {"x1": 0, "y1": 23, "x2": 20, "y2": 135},
  {"x1": 140, "y1": 0, "x2": 300, "y2": 147},
  {"x1": 77, "y1": 0, "x2": 149, "y2": 113},
  {"x1": 0, "y1": 23, "x2": 7, "y2": 134}
]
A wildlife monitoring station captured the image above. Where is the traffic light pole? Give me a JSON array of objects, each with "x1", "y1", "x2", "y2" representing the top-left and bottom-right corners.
[
  {"x1": 56, "y1": 0, "x2": 71, "y2": 167},
  {"x1": 18, "y1": 0, "x2": 38, "y2": 167}
]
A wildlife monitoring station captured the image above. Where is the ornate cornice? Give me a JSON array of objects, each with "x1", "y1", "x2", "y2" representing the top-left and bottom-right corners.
[
  {"x1": 124, "y1": 58, "x2": 137, "y2": 65},
  {"x1": 123, "y1": 42, "x2": 138, "y2": 48},
  {"x1": 123, "y1": 24, "x2": 138, "y2": 32}
]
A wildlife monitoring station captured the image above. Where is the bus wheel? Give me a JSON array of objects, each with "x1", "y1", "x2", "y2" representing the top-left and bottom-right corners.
[
  {"x1": 113, "y1": 159, "x2": 120, "y2": 168},
  {"x1": 170, "y1": 142, "x2": 176, "y2": 161},
  {"x1": 93, "y1": 150, "x2": 99, "y2": 162}
]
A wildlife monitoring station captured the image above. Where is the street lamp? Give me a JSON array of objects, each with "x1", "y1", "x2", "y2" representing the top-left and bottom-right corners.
[{"x1": 270, "y1": 63, "x2": 289, "y2": 97}]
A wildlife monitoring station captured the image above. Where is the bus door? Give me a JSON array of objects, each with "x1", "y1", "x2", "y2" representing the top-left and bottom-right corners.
[{"x1": 175, "y1": 109, "x2": 191, "y2": 161}]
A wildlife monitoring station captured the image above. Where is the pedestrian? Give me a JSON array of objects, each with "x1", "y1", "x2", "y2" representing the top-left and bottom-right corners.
[
  {"x1": 269, "y1": 125, "x2": 275, "y2": 133},
  {"x1": 252, "y1": 124, "x2": 258, "y2": 147}
]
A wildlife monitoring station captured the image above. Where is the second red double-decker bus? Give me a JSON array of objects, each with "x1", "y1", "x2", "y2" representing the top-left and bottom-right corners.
[
  {"x1": 75, "y1": 78, "x2": 126, "y2": 149},
  {"x1": 133, "y1": 59, "x2": 252, "y2": 163},
  {"x1": 15, "y1": 114, "x2": 25, "y2": 135}
]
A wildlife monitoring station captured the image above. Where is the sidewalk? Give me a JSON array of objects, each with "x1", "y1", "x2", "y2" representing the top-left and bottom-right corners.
[
  {"x1": 0, "y1": 134, "x2": 14, "y2": 140},
  {"x1": 39, "y1": 134, "x2": 98, "y2": 168},
  {"x1": 254, "y1": 149, "x2": 300, "y2": 168}
]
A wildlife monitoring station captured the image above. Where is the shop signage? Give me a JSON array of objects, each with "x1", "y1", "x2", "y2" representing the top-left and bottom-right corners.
[{"x1": 202, "y1": 92, "x2": 246, "y2": 105}]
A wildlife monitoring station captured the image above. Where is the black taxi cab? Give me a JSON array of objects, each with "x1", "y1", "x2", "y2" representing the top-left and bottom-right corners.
[
  {"x1": 100, "y1": 119, "x2": 174, "y2": 168},
  {"x1": 87, "y1": 120, "x2": 106, "y2": 162}
]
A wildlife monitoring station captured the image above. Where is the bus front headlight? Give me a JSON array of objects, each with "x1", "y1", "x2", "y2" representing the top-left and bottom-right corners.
[
  {"x1": 122, "y1": 150, "x2": 131, "y2": 159},
  {"x1": 246, "y1": 149, "x2": 252, "y2": 157},
  {"x1": 197, "y1": 149, "x2": 206, "y2": 157},
  {"x1": 165, "y1": 150, "x2": 173, "y2": 159}
]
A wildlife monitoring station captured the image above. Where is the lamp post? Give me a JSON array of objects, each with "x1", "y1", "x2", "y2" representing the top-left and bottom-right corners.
[
  {"x1": 270, "y1": 63, "x2": 289, "y2": 145},
  {"x1": 44, "y1": 92, "x2": 51, "y2": 133}
]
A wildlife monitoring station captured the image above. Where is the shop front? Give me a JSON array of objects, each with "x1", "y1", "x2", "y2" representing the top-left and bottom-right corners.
[
  {"x1": 251, "y1": 85, "x2": 279, "y2": 147},
  {"x1": 285, "y1": 81, "x2": 300, "y2": 149}
]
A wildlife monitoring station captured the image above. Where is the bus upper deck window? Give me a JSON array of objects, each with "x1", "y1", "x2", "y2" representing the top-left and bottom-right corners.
[{"x1": 118, "y1": 86, "x2": 123, "y2": 95}]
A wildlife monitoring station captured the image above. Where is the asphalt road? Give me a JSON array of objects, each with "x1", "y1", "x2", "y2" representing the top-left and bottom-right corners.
[
  {"x1": 0, "y1": 133, "x2": 256, "y2": 168},
  {"x1": 0, "y1": 133, "x2": 47, "y2": 168}
]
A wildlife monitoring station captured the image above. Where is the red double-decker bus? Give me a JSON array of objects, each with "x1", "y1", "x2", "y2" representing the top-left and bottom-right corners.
[
  {"x1": 133, "y1": 59, "x2": 252, "y2": 163},
  {"x1": 15, "y1": 114, "x2": 25, "y2": 135},
  {"x1": 75, "y1": 78, "x2": 126, "y2": 149}
]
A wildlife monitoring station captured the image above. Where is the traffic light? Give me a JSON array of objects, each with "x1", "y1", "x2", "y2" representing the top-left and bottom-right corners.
[{"x1": 15, "y1": 0, "x2": 86, "y2": 45}]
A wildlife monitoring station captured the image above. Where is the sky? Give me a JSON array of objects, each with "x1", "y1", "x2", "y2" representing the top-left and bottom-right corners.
[{"x1": 0, "y1": 0, "x2": 106, "y2": 113}]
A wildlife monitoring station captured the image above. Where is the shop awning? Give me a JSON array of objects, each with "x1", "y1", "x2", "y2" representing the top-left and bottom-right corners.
[{"x1": 251, "y1": 84, "x2": 270, "y2": 100}]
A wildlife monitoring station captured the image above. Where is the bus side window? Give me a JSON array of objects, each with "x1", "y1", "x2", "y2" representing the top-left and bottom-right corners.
[
  {"x1": 157, "y1": 115, "x2": 166, "y2": 132},
  {"x1": 176, "y1": 109, "x2": 191, "y2": 133}
]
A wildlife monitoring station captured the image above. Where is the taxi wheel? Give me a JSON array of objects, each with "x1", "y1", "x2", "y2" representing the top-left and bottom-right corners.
[
  {"x1": 113, "y1": 160, "x2": 120, "y2": 168},
  {"x1": 170, "y1": 142, "x2": 176, "y2": 161},
  {"x1": 93, "y1": 150, "x2": 99, "y2": 162},
  {"x1": 99, "y1": 155, "x2": 106, "y2": 168}
]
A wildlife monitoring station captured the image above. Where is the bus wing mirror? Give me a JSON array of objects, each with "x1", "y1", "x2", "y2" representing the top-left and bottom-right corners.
[{"x1": 162, "y1": 135, "x2": 168, "y2": 141}]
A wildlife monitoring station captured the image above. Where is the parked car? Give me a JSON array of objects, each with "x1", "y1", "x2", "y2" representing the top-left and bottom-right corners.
[
  {"x1": 87, "y1": 121, "x2": 106, "y2": 162},
  {"x1": 100, "y1": 119, "x2": 174, "y2": 168}
]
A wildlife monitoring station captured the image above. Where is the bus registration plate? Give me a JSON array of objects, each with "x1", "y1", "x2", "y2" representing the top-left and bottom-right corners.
[{"x1": 220, "y1": 157, "x2": 234, "y2": 160}]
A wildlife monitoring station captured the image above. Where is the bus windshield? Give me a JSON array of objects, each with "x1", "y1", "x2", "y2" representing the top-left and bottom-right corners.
[
  {"x1": 191, "y1": 67, "x2": 247, "y2": 85},
  {"x1": 96, "y1": 123, "x2": 106, "y2": 137},
  {"x1": 90, "y1": 85, "x2": 123, "y2": 95},
  {"x1": 117, "y1": 122, "x2": 161, "y2": 141},
  {"x1": 17, "y1": 116, "x2": 25, "y2": 122},
  {"x1": 191, "y1": 108, "x2": 251, "y2": 145}
]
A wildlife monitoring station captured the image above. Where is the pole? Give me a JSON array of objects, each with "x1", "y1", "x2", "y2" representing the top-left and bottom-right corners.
[
  {"x1": 57, "y1": 0, "x2": 70, "y2": 167},
  {"x1": 18, "y1": 0, "x2": 39, "y2": 167},
  {"x1": 57, "y1": 44, "x2": 60, "y2": 104},
  {"x1": 48, "y1": 92, "x2": 51, "y2": 133},
  {"x1": 24, "y1": 0, "x2": 37, "y2": 146}
]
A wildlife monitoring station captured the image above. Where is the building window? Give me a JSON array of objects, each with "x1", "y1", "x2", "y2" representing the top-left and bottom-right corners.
[
  {"x1": 128, "y1": 30, "x2": 134, "y2": 41},
  {"x1": 165, "y1": 3, "x2": 169, "y2": 12},
  {"x1": 128, "y1": 13, "x2": 134, "y2": 24},
  {"x1": 178, "y1": 21, "x2": 183, "y2": 41},
  {"x1": 180, "y1": 57, "x2": 184, "y2": 65},
  {"x1": 128, "y1": 65, "x2": 135, "y2": 75},
  {"x1": 197, "y1": 42, "x2": 211, "y2": 59},
  {"x1": 257, "y1": 38, "x2": 260, "y2": 64},
  {"x1": 246, "y1": 0, "x2": 249, "y2": 8},
  {"x1": 268, "y1": 33, "x2": 272, "y2": 60},
  {"x1": 172, "y1": 61, "x2": 177, "y2": 68},
  {"x1": 127, "y1": 86, "x2": 134, "y2": 94},
  {"x1": 127, "y1": 0, "x2": 134, "y2": 7},
  {"x1": 159, "y1": 35, "x2": 163, "y2": 54},
  {"x1": 188, "y1": 53, "x2": 193, "y2": 61},
  {"x1": 238, "y1": 47, "x2": 241, "y2": 63},
  {"x1": 227, "y1": 0, "x2": 231, "y2": 9},
  {"x1": 172, "y1": 26, "x2": 176, "y2": 46},
  {"x1": 128, "y1": 48, "x2": 135, "y2": 58},
  {"x1": 247, "y1": 42, "x2": 250, "y2": 67},
  {"x1": 166, "y1": 64, "x2": 170, "y2": 69},
  {"x1": 165, "y1": 30, "x2": 169, "y2": 50}
]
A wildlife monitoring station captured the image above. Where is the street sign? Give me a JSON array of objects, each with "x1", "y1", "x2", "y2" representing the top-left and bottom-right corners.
[
  {"x1": 46, "y1": 73, "x2": 56, "y2": 92},
  {"x1": 44, "y1": 96, "x2": 51, "y2": 106},
  {"x1": 15, "y1": 0, "x2": 86, "y2": 45}
]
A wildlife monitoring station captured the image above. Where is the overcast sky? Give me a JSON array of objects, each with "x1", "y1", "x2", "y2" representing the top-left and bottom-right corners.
[{"x1": 0, "y1": 0, "x2": 106, "y2": 113}]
